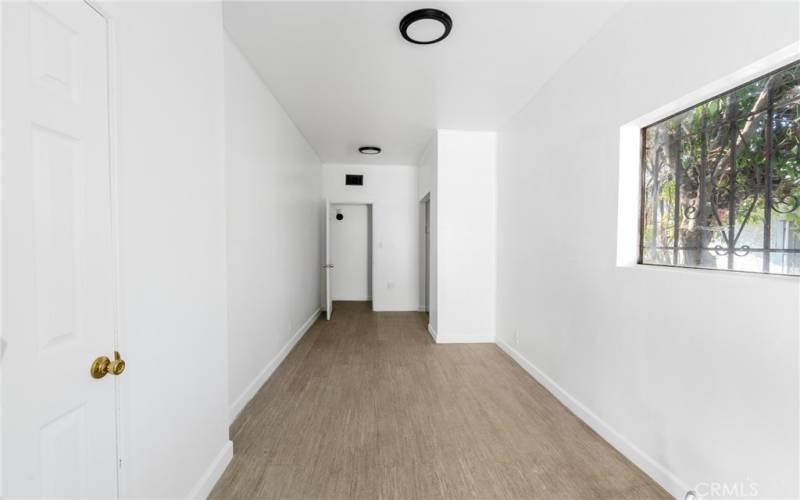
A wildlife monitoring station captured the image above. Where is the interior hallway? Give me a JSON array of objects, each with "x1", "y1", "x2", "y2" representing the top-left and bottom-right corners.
[{"x1": 210, "y1": 302, "x2": 669, "y2": 499}]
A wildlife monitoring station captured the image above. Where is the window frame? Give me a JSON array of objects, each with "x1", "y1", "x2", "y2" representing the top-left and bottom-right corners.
[{"x1": 636, "y1": 59, "x2": 800, "y2": 277}]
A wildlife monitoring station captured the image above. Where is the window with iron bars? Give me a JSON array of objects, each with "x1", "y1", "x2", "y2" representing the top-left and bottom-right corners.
[{"x1": 641, "y1": 60, "x2": 800, "y2": 275}]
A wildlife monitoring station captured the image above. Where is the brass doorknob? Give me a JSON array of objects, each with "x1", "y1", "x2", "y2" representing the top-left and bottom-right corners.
[{"x1": 90, "y1": 351, "x2": 126, "y2": 379}]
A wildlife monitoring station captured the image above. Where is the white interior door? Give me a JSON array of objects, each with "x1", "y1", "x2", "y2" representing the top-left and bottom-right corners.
[
  {"x1": 2, "y1": 1, "x2": 120, "y2": 497},
  {"x1": 324, "y1": 199, "x2": 333, "y2": 320}
]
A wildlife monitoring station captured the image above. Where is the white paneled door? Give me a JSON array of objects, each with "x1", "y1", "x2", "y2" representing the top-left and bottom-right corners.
[
  {"x1": 324, "y1": 199, "x2": 333, "y2": 320},
  {"x1": 2, "y1": 1, "x2": 120, "y2": 498}
]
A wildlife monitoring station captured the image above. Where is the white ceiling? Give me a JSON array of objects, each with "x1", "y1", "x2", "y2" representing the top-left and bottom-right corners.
[{"x1": 223, "y1": 2, "x2": 621, "y2": 165}]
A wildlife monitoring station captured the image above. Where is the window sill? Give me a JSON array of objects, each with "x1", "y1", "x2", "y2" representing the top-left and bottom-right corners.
[{"x1": 617, "y1": 262, "x2": 800, "y2": 281}]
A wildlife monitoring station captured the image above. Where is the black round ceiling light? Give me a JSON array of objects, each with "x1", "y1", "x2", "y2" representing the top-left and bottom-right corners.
[
  {"x1": 358, "y1": 146, "x2": 382, "y2": 155},
  {"x1": 399, "y1": 9, "x2": 452, "y2": 45}
]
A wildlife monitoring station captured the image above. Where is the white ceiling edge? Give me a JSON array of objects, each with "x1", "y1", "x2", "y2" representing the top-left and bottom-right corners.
[
  {"x1": 495, "y1": 1, "x2": 627, "y2": 132},
  {"x1": 223, "y1": 1, "x2": 626, "y2": 166},
  {"x1": 224, "y1": 28, "x2": 326, "y2": 165}
]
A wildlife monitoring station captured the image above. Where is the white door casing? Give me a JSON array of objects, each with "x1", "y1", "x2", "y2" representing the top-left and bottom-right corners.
[{"x1": 2, "y1": 1, "x2": 119, "y2": 497}]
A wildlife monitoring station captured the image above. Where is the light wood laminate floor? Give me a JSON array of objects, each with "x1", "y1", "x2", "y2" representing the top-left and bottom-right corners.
[{"x1": 211, "y1": 302, "x2": 669, "y2": 499}]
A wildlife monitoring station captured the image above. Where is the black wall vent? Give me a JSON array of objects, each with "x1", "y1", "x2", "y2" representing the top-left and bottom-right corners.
[{"x1": 345, "y1": 174, "x2": 364, "y2": 186}]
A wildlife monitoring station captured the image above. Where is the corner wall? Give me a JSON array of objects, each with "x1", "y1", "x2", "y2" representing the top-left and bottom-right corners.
[
  {"x1": 224, "y1": 33, "x2": 322, "y2": 423},
  {"x1": 100, "y1": 3, "x2": 231, "y2": 498},
  {"x1": 495, "y1": 2, "x2": 799, "y2": 497},
  {"x1": 435, "y1": 130, "x2": 497, "y2": 343}
]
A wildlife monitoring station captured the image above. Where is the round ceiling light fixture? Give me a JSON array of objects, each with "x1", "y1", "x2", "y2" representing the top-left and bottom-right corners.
[
  {"x1": 399, "y1": 9, "x2": 452, "y2": 45},
  {"x1": 358, "y1": 146, "x2": 382, "y2": 155}
]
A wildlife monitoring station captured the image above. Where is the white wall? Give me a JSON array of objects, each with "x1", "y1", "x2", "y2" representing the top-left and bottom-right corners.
[
  {"x1": 495, "y1": 2, "x2": 799, "y2": 498},
  {"x1": 323, "y1": 164, "x2": 419, "y2": 311},
  {"x1": 330, "y1": 204, "x2": 370, "y2": 301},
  {"x1": 435, "y1": 130, "x2": 497, "y2": 343},
  {"x1": 224, "y1": 33, "x2": 322, "y2": 423},
  {"x1": 100, "y1": 3, "x2": 231, "y2": 498}
]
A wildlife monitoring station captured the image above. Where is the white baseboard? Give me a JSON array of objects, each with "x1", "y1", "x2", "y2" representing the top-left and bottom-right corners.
[
  {"x1": 418, "y1": 306, "x2": 428, "y2": 312},
  {"x1": 496, "y1": 338, "x2": 688, "y2": 499},
  {"x1": 434, "y1": 334, "x2": 495, "y2": 344},
  {"x1": 228, "y1": 308, "x2": 320, "y2": 424},
  {"x1": 427, "y1": 323, "x2": 437, "y2": 341},
  {"x1": 371, "y1": 304, "x2": 420, "y2": 312},
  {"x1": 186, "y1": 440, "x2": 232, "y2": 500}
]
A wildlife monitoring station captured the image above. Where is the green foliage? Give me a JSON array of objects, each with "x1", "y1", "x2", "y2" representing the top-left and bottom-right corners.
[{"x1": 642, "y1": 61, "x2": 800, "y2": 271}]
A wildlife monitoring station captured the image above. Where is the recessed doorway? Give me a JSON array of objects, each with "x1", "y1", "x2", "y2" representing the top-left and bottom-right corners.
[{"x1": 330, "y1": 203, "x2": 373, "y2": 304}]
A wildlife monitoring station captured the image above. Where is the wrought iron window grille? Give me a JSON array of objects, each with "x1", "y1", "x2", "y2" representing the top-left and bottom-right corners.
[{"x1": 640, "y1": 60, "x2": 800, "y2": 275}]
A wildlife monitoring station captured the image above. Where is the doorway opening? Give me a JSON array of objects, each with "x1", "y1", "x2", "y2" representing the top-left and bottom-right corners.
[
  {"x1": 329, "y1": 203, "x2": 373, "y2": 310},
  {"x1": 420, "y1": 194, "x2": 431, "y2": 316}
]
